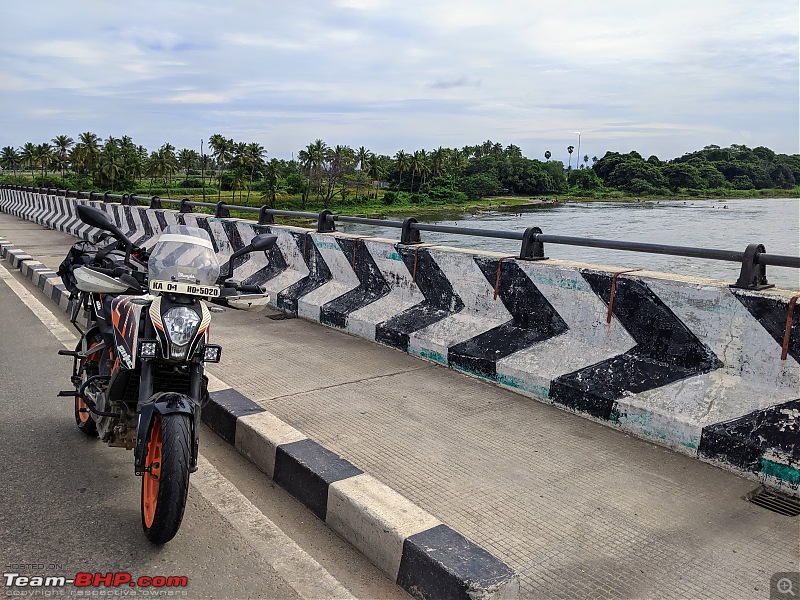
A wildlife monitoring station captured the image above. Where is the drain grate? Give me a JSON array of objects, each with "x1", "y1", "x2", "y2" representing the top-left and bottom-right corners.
[{"x1": 747, "y1": 487, "x2": 800, "y2": 516}]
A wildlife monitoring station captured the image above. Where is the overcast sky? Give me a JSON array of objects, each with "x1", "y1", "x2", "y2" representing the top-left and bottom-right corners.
[{"x1": 1, "y1": 0, "x2": 797, "y2": 165}]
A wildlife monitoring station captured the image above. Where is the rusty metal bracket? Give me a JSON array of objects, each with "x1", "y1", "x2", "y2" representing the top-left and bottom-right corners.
[
  {"x1": 607, "y1": 269, "x2": 642, "y2": 324},
  {"x1": 781, "y1": 294, "x2": 800, "y2": 361}
]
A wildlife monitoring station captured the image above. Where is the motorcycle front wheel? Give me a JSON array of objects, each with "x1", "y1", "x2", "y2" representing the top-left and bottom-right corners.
[{"x1": 141, "y1": 413, "x2": 191, "y2": 544}]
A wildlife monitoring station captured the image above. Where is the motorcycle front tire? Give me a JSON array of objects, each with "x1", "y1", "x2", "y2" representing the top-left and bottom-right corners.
[{"x1": 141, "y1": 413, "x2": 191, "y2": 544}]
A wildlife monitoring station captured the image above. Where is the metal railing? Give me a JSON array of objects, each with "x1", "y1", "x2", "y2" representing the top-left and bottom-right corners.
[{"x1": 4, "y1": 185, "x2": 799, "y2": 290}]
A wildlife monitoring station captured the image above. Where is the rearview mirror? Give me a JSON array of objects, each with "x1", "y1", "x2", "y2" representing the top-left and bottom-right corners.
[
  {"x1": 77, "y1": 205, "x2": 115, "y2": 231},
  {"x1": 218, "y1": 234, "x2": 278, "y2": 282},
  {"x1": 76, "y1": 204, "x2": 134, "y2": 266},
  {"x1": 249, "y1": 234, "x2": 278, "y2": 253}
]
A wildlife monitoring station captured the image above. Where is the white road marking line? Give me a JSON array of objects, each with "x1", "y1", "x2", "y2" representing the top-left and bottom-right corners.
[
  {"x1": 0, "y1": 260, "x2": 77, "y2": 349},
  {"x1": 192, "y1": 455, "x2": 357, "y2": 600}
]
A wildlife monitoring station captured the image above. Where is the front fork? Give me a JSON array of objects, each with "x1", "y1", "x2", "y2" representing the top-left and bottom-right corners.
[{"x1": 132, "y1": 320, "x2": 204, "y2": 476}]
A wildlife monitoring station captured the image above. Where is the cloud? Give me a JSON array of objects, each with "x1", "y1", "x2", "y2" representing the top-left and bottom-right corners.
[
  {"x1": 0, "y1": 0, "x2": 796, "y2": 162},
  {"x1": 429, "y1": 76, "x2": 481, "y2": 90}
]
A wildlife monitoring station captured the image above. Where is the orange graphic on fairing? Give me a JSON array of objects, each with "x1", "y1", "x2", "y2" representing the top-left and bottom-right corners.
[{"x1": 111, "y1": 296, "x2": 143, "y2": 369}]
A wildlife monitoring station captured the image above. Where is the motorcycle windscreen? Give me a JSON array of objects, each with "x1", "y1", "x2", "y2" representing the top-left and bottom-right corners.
[{"x1": 148, "y1": 226, "x2": 220, "y2": 286}]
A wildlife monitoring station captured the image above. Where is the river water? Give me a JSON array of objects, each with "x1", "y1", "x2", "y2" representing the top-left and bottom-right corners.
[{"x1": 337, "y1": 197, "x2": 800, "y2": 290}]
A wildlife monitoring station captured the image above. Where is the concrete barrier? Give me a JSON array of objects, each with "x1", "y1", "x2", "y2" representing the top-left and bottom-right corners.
[{"x1": 1, "y1": 187, "x2": 798, "y2": 497}]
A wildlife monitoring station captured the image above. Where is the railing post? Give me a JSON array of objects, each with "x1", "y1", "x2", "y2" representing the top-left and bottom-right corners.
[
  {"x1": 103, "y1": 191, "x2": 111, "y2": 203},
  {"x1": 215, "y1": 201, "x2": 230, "y2": 218},
  {"x1": 732, "y1": 243, "x2": 774, "y2": 290},
  {"x1": 519, "y1": 227, "x2": 547, "y2": 260},
  {"x1": 179, "y1": 198, "x2": 193, "y2": 213},
  {"x1": 128, "y1": 195, "x2": 140, "y2": 207},
  {"x1": 258, "y1": 205, "x2": 274, "y2": 225},
  {"x1": 317, "y1": 209, "x2": 335, "y2": 232},
  {"x1": 150, "y1": 196, "x2": 162, "y2": 209},
  {"x1": 400, "y1": 217, "x2": 421, "y2": 244},
  {"x1": 121, "y1": 194, "x2": 130, "y2": 205}
]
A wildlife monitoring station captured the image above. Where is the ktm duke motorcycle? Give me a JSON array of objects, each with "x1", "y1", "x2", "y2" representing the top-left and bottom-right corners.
[{"x1": 58, "y1": 205, "x2": 275, "y2": 543}]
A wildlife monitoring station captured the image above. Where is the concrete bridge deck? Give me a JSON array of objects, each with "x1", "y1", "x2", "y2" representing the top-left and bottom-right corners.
[{"x1": 1, "y1": 211, "x2": 798, "y2": 599}]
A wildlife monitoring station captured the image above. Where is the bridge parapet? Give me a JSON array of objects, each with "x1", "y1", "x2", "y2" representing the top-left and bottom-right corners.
[{"x1": 1, "y1": 186, "x2": 797, "y2": 496}]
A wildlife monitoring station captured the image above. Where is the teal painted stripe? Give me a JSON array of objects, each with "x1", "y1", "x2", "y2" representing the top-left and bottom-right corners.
[
  {"x1": 412, "y1": 348, "x2": 446, "y2": 365},
  {"x1": 496, "y1": 373, "x2": 550, "y2": 400},
  {"x1": 760, "y1": 459, "x2": 800, "y2": 484},
  {"x1": 611, "y1": 408, "x2": 700, "y2": 451}
]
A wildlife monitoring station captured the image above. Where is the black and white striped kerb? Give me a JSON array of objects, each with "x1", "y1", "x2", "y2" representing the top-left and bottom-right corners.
[
  {"x1": 0, "y1": 234, "x2": 519, "y2": 600},
  {"x1": 202, "y1": 387, "x2": 518, "y2": 599}
]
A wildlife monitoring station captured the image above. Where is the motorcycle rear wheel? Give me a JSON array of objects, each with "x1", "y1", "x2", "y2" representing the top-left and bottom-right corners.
[
  {"x1": 74, "y1": 336, "x2": 102, "y2": 436},
  {"x1": 141, "y1": 413, "x2": 191, "y2": 544}
]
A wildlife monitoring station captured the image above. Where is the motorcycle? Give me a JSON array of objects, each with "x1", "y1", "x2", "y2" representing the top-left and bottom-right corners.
[{"x1": 57, "y1": 204, "x2": 275, "y2": 544}]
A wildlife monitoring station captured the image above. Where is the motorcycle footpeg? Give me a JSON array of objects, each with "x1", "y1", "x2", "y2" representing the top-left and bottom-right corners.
[
  {"x1": 57, "y1": 390, "x2": 79, "y2": 397},
  {"x1": 58, "y1": 349, "x2": 79, "y2": 357}
]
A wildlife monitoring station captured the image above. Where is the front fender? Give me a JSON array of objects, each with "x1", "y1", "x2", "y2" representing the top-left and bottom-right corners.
[{"x1": 134, "y1": 392, "x2": 198, "y2": 475}]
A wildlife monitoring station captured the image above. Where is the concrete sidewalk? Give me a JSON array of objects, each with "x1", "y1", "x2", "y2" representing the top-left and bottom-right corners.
[{"x1": 1, "y1": 213, "x2": 798, "y2": 600}]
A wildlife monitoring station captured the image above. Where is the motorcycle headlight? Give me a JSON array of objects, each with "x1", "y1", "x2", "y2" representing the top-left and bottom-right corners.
[{"x1": 162, "y1": 307, "x2": 201, "y2": 358}]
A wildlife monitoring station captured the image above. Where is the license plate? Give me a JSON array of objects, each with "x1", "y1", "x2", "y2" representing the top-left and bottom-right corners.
[{"x1": 149, "y1": 279, "x2": 221, "y2": 297}]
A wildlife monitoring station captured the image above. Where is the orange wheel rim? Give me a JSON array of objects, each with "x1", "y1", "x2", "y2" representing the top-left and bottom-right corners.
[
  {"x1": 142, "y1": 415, "x2": 162, "y2": 528},
  {"x1": 77, "y1": 397, "x2": 90, "y2": 423}
]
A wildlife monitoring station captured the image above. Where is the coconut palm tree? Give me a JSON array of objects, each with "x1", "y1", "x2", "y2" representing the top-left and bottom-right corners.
[
  {"x1": 567, "y1": 145, "x2": 574, "y2": 170},
  {"x1": 208, "y1": 134, "x2": 233, "y2": 201},
  {"x1": 51, "y1": 135, "x2": 74, "y2": 179},
  {"x1": 261, "y1": 158, "x2": 282, "y2": 207},
  {"x1": 366, "y1": 153, "x2": 382, "y2": 199},
  {"x1": 34, "y1": 143, "x2": 54, "y2": 184},
  {"x1": 177, "y1": 148, "x2": 198, "y2": 185},
  {"x1": 79, "y1": 132, "x2": 101, "y2": 178},
  {"x1": 394, "y1": 150, "x2": 409, "y2": 188},
  {"x1": 99, "y1": 139, "x2": 124, "y2": 191},
  {"x1": 355, "y1": 146, "x2": 369, "y2": 201},
  {"x1": 544, "y1": 150, "x2": 551, "y2": 161},
  {"x1": 20, "y1": 143, "x2": 37, "y2": 179},
  {"x1": 1, "y1": 146, "x2": 21, "y2": 178},
  {"x1": 244, "y1": 142, "x2": 266, "y2": 203}
]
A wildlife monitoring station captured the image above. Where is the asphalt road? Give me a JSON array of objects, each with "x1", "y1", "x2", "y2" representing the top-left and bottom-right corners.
[{"x1": 0, "y1": 259, "x2": 408, "y2": 600}]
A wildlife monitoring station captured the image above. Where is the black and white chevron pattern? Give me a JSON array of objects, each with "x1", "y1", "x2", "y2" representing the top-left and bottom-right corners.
[{"x1": 2, "y1": 189, "x2": 797, "y2": 494}]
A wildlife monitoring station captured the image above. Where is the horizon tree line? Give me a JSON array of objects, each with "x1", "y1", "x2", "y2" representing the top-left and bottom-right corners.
[{"x1": 2, "y1": 134, "x2": 798, "y2": 207}]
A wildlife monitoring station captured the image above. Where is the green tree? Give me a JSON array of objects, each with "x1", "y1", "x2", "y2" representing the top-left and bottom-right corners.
[
  {"x1": 1, "y1": 146, "x2": 20, "y2": 177},
  {"x1": 366, "y1": 153, "x2": 383, "y2": 199},
  {"x1": 20, "y1": 142, "x2": 37, "y2": 179},
  {"x1": 355, "y1": 146, "x2": 370, "y2": 201},
  {"x1": 394, "y1": 150, "x2": 409, "y2": 188},
  {"x1": 260, "y1": 158, "x2": 283, "y2": 207},
  {"x1": 98, "y1": 138, "x2": 124, "y2": 191},
  {"x1": 51, "y1": 135, "x2": 74, "y2": 179},
  {"x1": 177, "y1": 148, "x2": 199, "y2": 185},
  {"x1": 567, "y1": 145, "x2": 574, "y2": 170},
  {"x1": 208, "y1": 134, "x2": 233, "y2": 201},
  {"x1": 244, "y1": 142, "x2": 266, "y2": 203}
]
